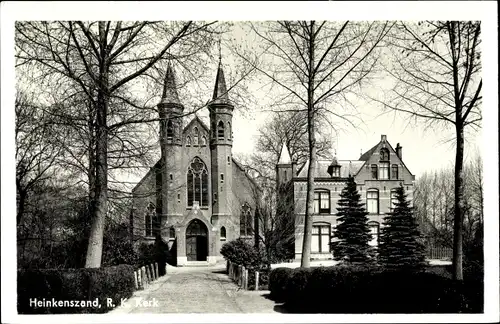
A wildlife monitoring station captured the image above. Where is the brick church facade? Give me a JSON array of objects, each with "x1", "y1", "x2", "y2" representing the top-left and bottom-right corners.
[
  {"x1": 131, "y1": 62, "x2": 258, "y2": 266},
  {"x1": 276, "y1": 135, "x2": 416, "y2": 261}
]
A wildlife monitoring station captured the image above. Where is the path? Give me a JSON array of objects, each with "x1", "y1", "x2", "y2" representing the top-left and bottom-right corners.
[{"x1": 109, "y1": 264, "x2": 278, "y2": 314}]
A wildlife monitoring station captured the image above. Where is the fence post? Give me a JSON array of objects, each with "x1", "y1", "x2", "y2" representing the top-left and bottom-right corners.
[
  {"x1": 155, "y1": 263, "x2": 159, "y2": 278},
  {"x1": 134, "y1": 270, "x2": 139, "y2": 290},
  {"x1": 150, "y1": 264, "x2": 155, "y2": 280},
  {"x1": 138, "y1": 269, "x2": 143, "y2": 289},
  {"x1": 240, "y1": 266, "x2": 245, "y2": 287},
  {"x1": 244, "y1": 269, "x2": 248, "y2": 290},
  {"x1": 146, "y1": 265, "x2": 151, "y2": 283},
  {"x1": 141, "y1": 266, "x2": 147, "y2": 286},
  {"x1": 255, "y1": 271, "x2": 259, "y2": 291}
]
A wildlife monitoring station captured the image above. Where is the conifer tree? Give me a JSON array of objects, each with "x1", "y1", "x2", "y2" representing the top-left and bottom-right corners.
[
  {"x1": 333, "y1": 176, "x2": 373, "y2": 263},
  {"x1": 379, "y1": 185, "x2": 427, "y2": 271}
]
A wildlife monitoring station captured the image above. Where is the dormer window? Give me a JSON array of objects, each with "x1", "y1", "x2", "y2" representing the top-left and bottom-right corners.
[
  {"x1": 186, "y1": 136, "x2": 192, "y2": 146},
  {"x1": 380, "y1": 148, "x2": 389, "y2": 161},
  {"x1": 327, "y1": 158, "x2": 341, "y2": 177}
]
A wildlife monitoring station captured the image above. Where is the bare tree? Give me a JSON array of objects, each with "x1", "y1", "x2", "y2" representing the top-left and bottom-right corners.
[
  {"x1": 414, "y1": 153, "x2": 483, "y2": 265},
  {"x1": 378, "y1": 21, "x2": 482, "y2": 280},
  {"x1": 236, "y1": 21, "x2": 392, "y2": 267},
  {"x1": 15, "y1": 21, "x2": 219, "y2": 267}
]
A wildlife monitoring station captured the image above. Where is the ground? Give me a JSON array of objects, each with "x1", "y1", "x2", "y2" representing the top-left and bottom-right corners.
[{"x1": 109, "y1": 263, "x2": 279, "y2": 314}]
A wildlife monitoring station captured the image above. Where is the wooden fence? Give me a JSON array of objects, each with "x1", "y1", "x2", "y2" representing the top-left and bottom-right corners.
[
  {"x1": 133, "y1": 262, "x2": 161, "y2": 290},
  {"x1": 227, "y1": 260, "x2": 261, "y2": 291},
  {"x1": 426, "y1": 246, "x2": 453, "y2": 260}
]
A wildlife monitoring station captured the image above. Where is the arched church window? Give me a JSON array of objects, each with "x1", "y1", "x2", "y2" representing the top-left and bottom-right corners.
[
  {"x1": 240, "y1": 202, "x2": 253, "y2": 237},
  {"x1": 187, "y1": 157, "x2": 209, "y2": 207},
  {"x1": 380, "y1": 148, "x2": 389, "y2": 161},
  {"x1": 218, "y1": 121, "x2": 225, "y2": 139},
  {"x1": 169, "y1": 227, "x2": 176, "y2": 240},
  {"x1": 227, "y1": 121, "x2": 231, "y2": 139},
  {"x1": 220, "y1": 226, "x2": 227, "y2": 240},
  {"x1": 167, "y1": 120, "x2": 174, "y2": 140},
  {"x1": 145, "y1": 202, "x2": 155, "y2": 237},
  {"x1": 201, "y1": 136, "x2": 207, "y2": 146},
  {"x1": 186, "y1": 136, "x2": 192, "y2": 146},
  {"x1": 193, "y1": 127, "x2": 199, "y2": 146}
]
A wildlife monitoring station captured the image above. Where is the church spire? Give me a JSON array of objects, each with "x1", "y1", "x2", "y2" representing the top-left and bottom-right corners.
[
  {"x1": 212, "y1": 59, "x2": 231, "y2": 105},
  {"x1": 161, "y1": 62, "x2": 182, "y2": 106}
]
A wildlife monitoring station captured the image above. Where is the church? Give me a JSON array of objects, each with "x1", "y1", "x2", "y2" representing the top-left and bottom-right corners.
[
  {"x1": 276, "y1": 134, "x2": 416, "y2": 261},
  {"x1": 130, "y1": 61, "x2": 259, "y2": 266}
]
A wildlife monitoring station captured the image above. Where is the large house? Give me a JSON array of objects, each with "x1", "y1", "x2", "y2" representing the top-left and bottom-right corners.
[
  {"x1": 276, "y1": 135, "x2": 416, "y2": 260},
  {"x1": 130, "y1": 62, "x2": 258, "y2": 266}
]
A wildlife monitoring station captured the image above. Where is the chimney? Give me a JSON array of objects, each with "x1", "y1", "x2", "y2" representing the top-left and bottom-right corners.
[
  {"x1": 381, "y1": 134, "x2": 387, "y2": 141},
  {"x1": 396, "y1": 143, "x2": 402, "y2": 160}
]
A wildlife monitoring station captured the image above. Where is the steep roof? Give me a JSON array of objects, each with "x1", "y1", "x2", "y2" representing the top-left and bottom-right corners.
[
  {"x1": 160, "y1": 63, "x2": 182, "y2": 106},
  {"x1": 278, "y1": 143, "x2": 292, "y2": 164},
  {"x1": 211, "y1": 60, "x2": 231, "y2": 105},
  {"x1": 359, "y1": 144, "x2": 378, "y2": 161},
  {"x1": 297, "y1": 159, "x2": 364, "y2": 178}
]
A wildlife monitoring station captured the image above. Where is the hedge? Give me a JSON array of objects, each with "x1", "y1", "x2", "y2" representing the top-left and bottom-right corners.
[
  {"x1": 18, "y1": 264, "x2": 135, "y2": 314},
  {"x1": 268, "y1": 267, "x2": 295, "y2": 302},
  {"x1": 268, "y1": 265, "x2": 483, "y2": 313}
]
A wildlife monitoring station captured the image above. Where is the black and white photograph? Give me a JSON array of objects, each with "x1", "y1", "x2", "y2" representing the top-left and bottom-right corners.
[{"x1": 1, "y1": 1, "x2": 498, "y2": 323}]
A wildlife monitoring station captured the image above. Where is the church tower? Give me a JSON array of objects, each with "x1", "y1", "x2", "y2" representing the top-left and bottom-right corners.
[
  {"x1": 157, "y1": 63, "x2": 184, "y2": 232},
  {"x1": 209, "y1": 60, "x2": 233, "y2": 221}
]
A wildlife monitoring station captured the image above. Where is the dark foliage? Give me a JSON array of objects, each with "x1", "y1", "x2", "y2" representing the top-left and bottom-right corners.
[
  {"x1": 268, "y1": 267, "x2": 295, "y2": 302},
  {"x1": 248, "y1": 267, "x2": 271, "y2": 290},
  {"x1": 135, "y1": 234, "x2": 170, "y2": 276},
  {"x1": 18, "y1": 264, "x2": 135, "y2": 314},
  {"x1": 220, "y1": 238, "x2": 269, "y2": 271},
  {"x1": 333, "y1": 176, "x2": 373, "y2": 263},
  {"x1": 379, "y1": 185, "x2": 427, "y2": 271}
]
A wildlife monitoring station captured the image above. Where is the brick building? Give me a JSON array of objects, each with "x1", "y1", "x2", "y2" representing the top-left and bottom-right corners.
[
  {"x1": 131, "y1": 62, "x2": 258, "y2": 266},
  {"x1": 276, "y1": 135, "x2": 416, "y2": 261}
]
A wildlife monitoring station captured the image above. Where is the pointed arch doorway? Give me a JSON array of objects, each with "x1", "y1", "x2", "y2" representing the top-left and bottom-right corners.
[{"x1": 186, "y1": 219, "x2": 208, "y2": 261}]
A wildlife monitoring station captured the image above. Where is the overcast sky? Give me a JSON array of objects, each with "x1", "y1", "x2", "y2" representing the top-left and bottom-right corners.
[{"x1": 1, "y1": 2, "x2": 498, "y2": 323}]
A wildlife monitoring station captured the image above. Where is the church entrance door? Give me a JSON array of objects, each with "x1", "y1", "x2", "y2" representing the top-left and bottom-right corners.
[{"x1": 186, "y1": 219, "x2": 208, "y2": 261}]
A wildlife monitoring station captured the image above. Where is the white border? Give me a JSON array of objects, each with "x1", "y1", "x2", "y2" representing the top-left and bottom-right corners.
[{"x1": 1, "y1": 1, "x2": 498, "y2": 323}]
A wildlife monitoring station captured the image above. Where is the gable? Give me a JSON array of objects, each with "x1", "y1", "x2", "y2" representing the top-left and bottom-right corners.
[
  {"x1": 297, "y1": 160, "x2": 364, "y2": 178},
  {"x1": 183, "y1": 115, "x2": 210, "y2": 136},
  {"x1": 354, "y1": 139, "x2": 414, "y2": 178}
]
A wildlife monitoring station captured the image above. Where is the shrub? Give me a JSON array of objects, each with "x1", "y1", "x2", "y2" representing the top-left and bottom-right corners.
[
  {"x1": 220, "y1": 238, "x2": 268, "y2": 270},
  {"x1": 248, "y1": 267, "x2": 271, "y2": 290},
  {"x1": 17, "y1": 264, "x2": 135, "y2": 314},
  {"x1": 268, "y1": 267, "x2": 294, "y2": 302},
  {"x1": 136, "y1": 236, "x2": 170, "y2": 276},
  {"x1": 269, "y1": 264, "x2": 481, "y2": 313}
]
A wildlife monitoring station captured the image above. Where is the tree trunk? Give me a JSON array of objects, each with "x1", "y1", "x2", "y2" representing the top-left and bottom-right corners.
[
  {"x1": 452, "y1": 122, "x2": 464, "y2": 280},
  {"x1": 85, "y1": 22, "x2": 109, "y2": 268},
  {"x1": 88, "y1": 101, "x2": 96, "y2": 218},
  {"x1": 16, "y1": 184, "x2": 27, "y2": 225},
  {"x1": 301, "y1": 21, "x2": 316, "y2": 268}
]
